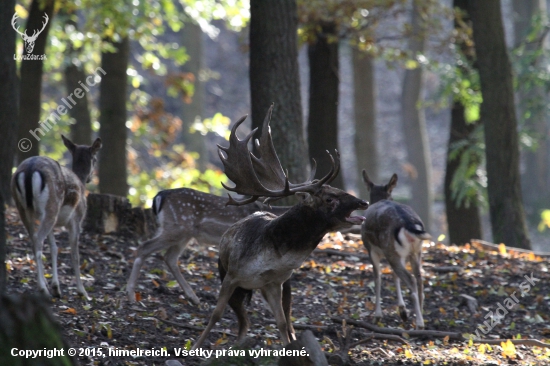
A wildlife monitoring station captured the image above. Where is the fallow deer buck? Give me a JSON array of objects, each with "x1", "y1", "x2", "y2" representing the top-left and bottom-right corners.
[
  {"x1": 193, "y1": 106, "x2": 368, "y2": 349},
  {"x1": 361, "y1": 171, "x2": 431, "y2": 329},
  {"x1": 11, "y1": 135, "x2": 102, "y2": 299},
  {"x1": 126, "y1": 189, "x2": 288, "y2": 304}
]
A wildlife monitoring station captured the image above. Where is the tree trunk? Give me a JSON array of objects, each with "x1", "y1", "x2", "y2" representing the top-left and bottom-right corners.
[
  {"x1": 444, "y1": 0, "x2": 483, "y2": 245},
  {"x1": 65, "y1": 64, "x2": 93, "y2": 145},
  {"x1": 16, "y1": 0, "x2": 55, "y2": 162},
  {"x1": 401, "y1": 0, "x2": 433, "y2": 231},
  {"x1": 307, "y1": 23, "x2": 343, "y2": 189},
  {"x1": 0, "y1": 0, "x2": 18, "y2": 208},
  {"x1": 0, "y1": 293, "x2": 77, "y2": 365},
  {"x1": 468, "y1": 0, "x2": 531, "y2": 249},
  {"x1": 513, "y1": 0, "x2": 550, "y2": 218},
  {"x1": 444, "y1": 104, "x2": 483, "y2": 245},
  {"x1": 352, "y1": 48, "x2": 378, "y2": 198},
  {"x1": 249, "y1": 0, "x2": 308, "y2": 185},
  {"x1": 98, "y1": 37, "x2": 129, "y2": 197},
  {"x1": 179, "y1": 22, "x2": 208, "y2": 169}
]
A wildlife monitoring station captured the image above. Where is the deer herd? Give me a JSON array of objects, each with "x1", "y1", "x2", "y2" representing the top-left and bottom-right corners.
[{"x1": 10, "y1": 106, "x2": 432, "y2": 349}]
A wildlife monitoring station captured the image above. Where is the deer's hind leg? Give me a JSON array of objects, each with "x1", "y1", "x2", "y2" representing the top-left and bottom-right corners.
[{"x1": 164, "y1": 239, "x2": 200, "y2": 305}]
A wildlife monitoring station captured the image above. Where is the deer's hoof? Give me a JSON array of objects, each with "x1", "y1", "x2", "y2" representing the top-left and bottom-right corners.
[
  {"x1": 398, "y1": 306, "x2": 408, "y2": 322},
  {"x1": 51, "y1": 284, "x2": 61, "y2": 298}
]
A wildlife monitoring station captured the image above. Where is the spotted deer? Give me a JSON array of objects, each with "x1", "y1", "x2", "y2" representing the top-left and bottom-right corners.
[
  {"x1": 11, "y1": 135, "x2": 102, "y2": 299},
  {"x1": 192, "y1": 106, "x2": 368, "y2": 349},
  {"x1": 361, "y1": 171, "x2": 431, "y2": 329},
  {"x1": 126, "y1": 189, "x2": 289, "y2": 304}
]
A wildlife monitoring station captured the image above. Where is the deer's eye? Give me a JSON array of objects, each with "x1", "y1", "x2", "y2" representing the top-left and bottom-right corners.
[{"x1": 326, "y1": 197, "x2": 334, "y2": 203}]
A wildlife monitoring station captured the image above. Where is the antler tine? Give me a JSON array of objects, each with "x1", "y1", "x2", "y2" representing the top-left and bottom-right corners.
[
  {"x1": 290, "y1": 150, "x2": 340, "y2": 194},
  {"x1": 325, "y1": 149, "x2": 341, "y2": 185},
  {"x1": 218, "y1": 113, "x2": 295, "y2": 206},
  {"x1": 11, "y1": 13, "x2": 26, "y2": 37}
]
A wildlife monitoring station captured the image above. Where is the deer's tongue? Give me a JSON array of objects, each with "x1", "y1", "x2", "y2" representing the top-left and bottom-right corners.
[{"x1": 346, "y1": 215, "x2": 366, "y2": 225}]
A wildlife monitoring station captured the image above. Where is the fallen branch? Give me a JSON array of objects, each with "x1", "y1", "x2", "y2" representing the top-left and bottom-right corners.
[
  {"x1": 156, "y1": 318, "x2": 237, "y2": 337},
  {"x1": 348, "y1": 332, "x2": 409, "y2": 348},
  {"x1": 472, "y1": 338, "x2": 550, "y2": 348},
  {"x1": 470, "y1": 239, "x2": 550, "y2": 257},
  {"x1": 313, "y1": 249, "x2": 369, "y2": 260},
  {"x1": 430, "y1": 266, "x2": 463, "y2": 273},
  {"x1": 331, "y1": 317, "x2": 463, "y2": 340},
  {"x1": 265, "y1": 319, "x2": 328, "y2": 331}
]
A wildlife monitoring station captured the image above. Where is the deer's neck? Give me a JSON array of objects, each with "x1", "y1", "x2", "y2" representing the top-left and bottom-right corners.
[{"x1": 267, "y1": 203, "x2": 329, "y2": 253}]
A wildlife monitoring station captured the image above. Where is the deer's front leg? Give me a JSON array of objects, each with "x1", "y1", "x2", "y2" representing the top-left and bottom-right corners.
[
  {"x1": 282, "y1": 279, "x2": 296, "y2": 341},
  {"x1": 48, "y1": 232, "x2": 61, "y2": 298},
  {"x1": 68, "y1": 220, "x2": 89, "y2": 300},
  {"x1": 369, "y1": 248, "x2": 383, "y2": 320},
  {"x1": 262, "y1": 283, "x2": 290, "y2": 345},
  {"x1": 164, "y1": 242, "x2": 200, "y2": 305},
  {"x1": 193, "y1": 277, "x2": 237, "y2": 350}
]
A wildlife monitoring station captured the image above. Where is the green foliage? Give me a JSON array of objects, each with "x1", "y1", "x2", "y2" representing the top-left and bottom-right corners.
[
  {"x1": 538, "y1": 210, "x2": 550, "y2": 232},
  {"x1": 448, "y1": 124, "x2": 487, "y2": 209}
]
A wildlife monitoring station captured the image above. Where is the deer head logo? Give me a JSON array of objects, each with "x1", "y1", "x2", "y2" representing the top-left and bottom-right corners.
[{"x1": 11, "y1": 13, "x2": 49, "y2": 54}]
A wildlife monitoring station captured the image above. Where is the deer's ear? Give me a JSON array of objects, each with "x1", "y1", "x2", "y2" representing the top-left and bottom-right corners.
[
  {"x1": 362, "y1": 170, "x2": 374, "y2": 191},
  {"x1": 90, "y1": 137, "x2": 102, "y2": 154},
  {"x1": 62, "y1": 135, "x2": 76, "y2": 154},
  {"x1": 386, "y1": 174, "x2": 398, "y2": 194}
]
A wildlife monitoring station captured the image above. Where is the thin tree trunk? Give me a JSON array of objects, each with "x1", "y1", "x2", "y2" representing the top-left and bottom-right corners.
[
  {"x1": 444, "y1": 0, "x2": 482, "y2": 245},
  {"x1": 352, "y1": 48, "x2": 378, "y2": 198},
  {"x1": 468, "y1": 0, "x2": 531, "y2": 249},
  {"x1": 307, "y1": 23, "x2": 343, "y2": 189},
  {"x1": 249, "y1": 0, "x2": 308, "y2": 185},
  {"x1": 513, "y1": 0, "x2": 550, "y2": 218},
  {"x1": 0, "y1": 0, "x2": 18, "y2": 208},
  {"x1": 65, "y1": 64, "x2": 92, "y2": 145},
  {"x1": 16, "y1": 0, "x2": 55, "y2": 162},
  {"x1": 179, "y1": 22, "x2": 207, "y2": 169},
  {"x1": 98, "y1": 37, "x2": 129, "y2": 197},
  {"x1": 0, "y1": 0, "x2": 18, "y2": 291},
  {"x1": 401, "y1": 0, "x2": 433, "y2": 231}
]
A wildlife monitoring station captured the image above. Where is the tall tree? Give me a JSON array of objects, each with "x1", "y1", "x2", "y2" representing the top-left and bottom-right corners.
[
  {"x1": 64, "y1": 12, "x2": 92, "y2": 146},
  {"x1": 0, "y1": 0, "x2": 18, "y2": 292},
  {"x1": 513, "y1": 0, "x2": 550, "y2": 218},
  {"x1": 307, "y1": 23, "x2": 343, "y2": 189},
  {"x1": 249, "y1": 0, "x2": 308, "y2": 184},
  {"x1": 98, "y1": 37, "x2": 130, "y2": 197},
  {"x1": 401, "y1": 0, "x2": 433, "y2": 231},
  {"x1": 178, "y1": 22, "x2": 207, "y2": 169},
  {"x1": 444, "y1": 0, "x2": 482, "y2": 245},
  {"x1": 468, "y1": 0, "x2": 531, "y2": 249},
  {"x1": 16, "y1": 0, "x2": 55, "y2": 162},
  {"x1": 352, "y1": 48, "x2": 378, "y2": 199}
]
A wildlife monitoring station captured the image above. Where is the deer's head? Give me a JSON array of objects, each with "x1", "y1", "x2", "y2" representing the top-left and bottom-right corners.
[{"x1": 12, "y1": 13, "x2": 49, "y2": 54}]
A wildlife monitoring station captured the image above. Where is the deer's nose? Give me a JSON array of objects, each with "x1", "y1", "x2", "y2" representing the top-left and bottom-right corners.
[{"x1": 358, "y1": 199, "x2": 369, "y2": 208}]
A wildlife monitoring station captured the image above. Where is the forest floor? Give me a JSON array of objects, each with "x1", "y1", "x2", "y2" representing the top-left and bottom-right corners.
[{"x1": 4, "y1": 206, "x2": 550, "y2": 366}]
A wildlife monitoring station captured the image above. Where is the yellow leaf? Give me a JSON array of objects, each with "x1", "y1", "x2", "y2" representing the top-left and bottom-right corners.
[
  {"x1": 405, "y1": 59, "x2": 419, "y2": 69},
  {"x1": 478, "y1": 344, "x2": 486, "y2": 354},
  {"x1": 404, "y1": 348, "x2": 413, "y2": 358},
  {"x1": 498, "y1": 243, "x2": 507, "y2": 255},
  {"x1": 501, "y1": 339, "x2": 516, "y2": 358},
  {"x1": 439, "y1": 307, "x2": 446, "y2": 315}
]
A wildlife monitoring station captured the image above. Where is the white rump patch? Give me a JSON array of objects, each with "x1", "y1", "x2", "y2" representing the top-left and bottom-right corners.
[{"x1": 32, "y1": 171, "x2": 49, "y2": 215}]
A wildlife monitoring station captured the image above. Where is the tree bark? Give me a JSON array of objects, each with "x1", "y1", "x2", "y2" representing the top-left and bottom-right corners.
[
  {"x1": 444, "y1": 103, "x2": 483, "y2": 245},
  {"x1": 0, "y1": 0, "x2": 18, "y2": 291},
  {"x1": 307, "y1": 23, "x2": 343, "y2": 189},
  {"x1": 401, "y1": 0, "x2": 433, "y2": 231},
  {"x1": 0, "y1": 0, "x2": 18, "y2": 208},
  {"x1": 65, "y1": 64, "x2": 92, "y2": 145},
  {"x1": 468, "y1": 0, "x2": 531, "y2": 249},
  {"x1": 444, "y1": 0, "x2": 483, "y2": 245},
  {"x1": 249, "y1": 0, "x2": 308, "y2": 185},
  {"x1": 98, "y1": 37, "x2": 129, "y2": 197},
  {"x1": 16, "y1": 0, "x2": 55, "y2": 162},
  {"x1": 352, "y1": 48, "x2": 378, "y2": 198},
  {"x1": 179, "y1": 22, "x2": 208, "y2": 169},
  {"x1": 513, "y1": 0, "x2": 550, "y2": 218}
]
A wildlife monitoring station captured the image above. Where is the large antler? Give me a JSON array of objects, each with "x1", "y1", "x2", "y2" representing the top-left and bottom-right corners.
[
  {"x1": 218, "y1": 105, "x2": 340, "y2": 206},
  {"x1": 11, "y1": 13, "x2": 26, "y2": 38}
]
